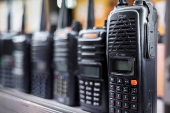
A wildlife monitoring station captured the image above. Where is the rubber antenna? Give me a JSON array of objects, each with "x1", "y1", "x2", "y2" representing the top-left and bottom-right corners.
[
  {"x1": 7, "y1": 2, "x2": 12, "y2": 32},
  {"x1": 40, "y1": 0, "x2": 46, "y2": 31},
  {"x1": 21, "y1": 2, "x2": 25, "y2": 34},
  {"x1": 58, "y1": 0, "x2": 68, "y2": 29},
  {"x1": 86, "y1": 0, "x2": 94, "y2": 29}
]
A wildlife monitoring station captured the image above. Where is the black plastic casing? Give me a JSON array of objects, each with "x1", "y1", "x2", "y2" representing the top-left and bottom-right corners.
[
  {"x1": 107, "y1": 1, "x2": 158, "y2": 113},
  {"x1": 78, "y1": 27, "x2": 108, "y2": 113},
  {"x1": 53, "y1": 28, "x2": 79, "y2": 106},
  {"x1": 0, "y1": 32, "x2": 18, "y2": 87},
  {"x1": 31, "y1": 31, "x2": 54, "y2": 99},
  {"x1": 12, "y1": 34, "x2": 32, "y2": 93}
]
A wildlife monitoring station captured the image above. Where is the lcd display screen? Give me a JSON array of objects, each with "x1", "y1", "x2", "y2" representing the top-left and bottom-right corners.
[
  {"x1": 81, "y1": 66, "x2": 100, "y2": 78},
  {"x1": 56, "y1": 61, "x2": 67, "y2": 72},
  {"x1": 111, "y1": 58, "x2": 134, "y2": 74},
  {"x1": 33, "y1": 60, "x2": 46, "y2": 71}
]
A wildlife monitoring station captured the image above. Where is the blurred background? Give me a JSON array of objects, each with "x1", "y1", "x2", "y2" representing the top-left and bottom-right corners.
[{"x1": 0, "y1": 0, "x2": 168, "y2": 113}]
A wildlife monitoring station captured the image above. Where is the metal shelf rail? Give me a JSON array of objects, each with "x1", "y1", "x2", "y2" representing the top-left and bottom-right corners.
[{"x1": 0, "y1": 87, "x2": 89, "y2": 113}]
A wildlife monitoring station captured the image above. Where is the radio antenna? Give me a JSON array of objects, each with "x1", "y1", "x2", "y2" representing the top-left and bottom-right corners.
[
  {"x1": 40, "y1": 0, "x2": 47, "y2": 31},
  {"x1": 7, "y1": 1, "x2": 12, "y2": 32},
  {"x1": 21, "y1": 2, "x2": 25, "y2": 34},
  {"x1": 118, "y1": 0, "x2": 128, "y2": 6},
  {"x1": 86, "y1": 0, "x2": 94, "y2": 29},
  {"x1": 58, "y1": 0, "x2": 68, "y2": 29}
]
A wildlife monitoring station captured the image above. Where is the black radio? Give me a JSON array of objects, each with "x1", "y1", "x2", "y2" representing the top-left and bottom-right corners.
[
  {"x1": 53, "y1": 0, "x2": 82, "y2": 106},
  {"x1": 0, "y1": 2, "x2": 18, "y2": 87},
  {"x1": 0, "y1": 33, "x2": 16, "y2": 87},
  {"x1": 31, "y1": 0, "x2": 55, "y2": 99},
  {"x1": 31, "y1": 31, "x2": 54, "y2": 98},
  {"x1": 12, "y1": 33, "x2": 32, "y2": 93},
  {"x1": 107, "y1": 0, "x2": 158, "y2": 113},
  {"x1": 78, "y1": 0, "x2": 108, "y2": 112},
  {"x1": 12, "y1": 3, "x2": 32, "y2": 93}
]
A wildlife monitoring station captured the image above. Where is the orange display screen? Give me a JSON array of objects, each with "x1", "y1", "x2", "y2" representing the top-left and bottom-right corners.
[{"x1": 83, "y1": 33, "x2": 98, "y2": 38}]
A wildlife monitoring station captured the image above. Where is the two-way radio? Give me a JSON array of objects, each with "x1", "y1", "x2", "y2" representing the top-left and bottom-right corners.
[
  {"x1": 77, "y1": 0, "x2": 108, "y2": 112},
  {"x1": 107, "y1": 0, "x2": 158, "y2": 113},
  {"x1": 0, "y1": 1, "x2": 19, "y2": 87},
  {"x1": 12, "y1": 2, "x2": 32, "y2": 93},
  {"x1": 53, "y1": 0, "x2": 82, "y2": 106},
  {"x1": 31, "y1": 0, "x2": 55, "y2": 99}
]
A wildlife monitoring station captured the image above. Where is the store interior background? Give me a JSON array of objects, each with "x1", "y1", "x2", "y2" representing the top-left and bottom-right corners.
[{"x1": 0, "y1": 0, "x2": 167, "y2": 112}]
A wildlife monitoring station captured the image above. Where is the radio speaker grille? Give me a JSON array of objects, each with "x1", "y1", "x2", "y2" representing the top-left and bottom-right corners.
[{"x1": 108, "y1": 17, "x2": 137, "y2": 52}]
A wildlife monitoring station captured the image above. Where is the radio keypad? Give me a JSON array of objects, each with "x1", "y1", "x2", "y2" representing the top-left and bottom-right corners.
[
  {"x1": 79, "y1": 79, "x2": 102, "y2": 106},
  {"x1": 109, "y1": 77, "x2": 138, "y2": 113},
  {"x1": 54, "y1": 75, "x2": 69, "y2": 97},
  {"x1": 32, "y1": 75, "x2": 48, "y2": 98}
]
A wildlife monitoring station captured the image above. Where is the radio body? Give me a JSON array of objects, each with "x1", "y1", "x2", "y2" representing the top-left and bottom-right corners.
[
  {"x1": 78, "y1": 27, "x2": 108, "y2": 113},
  {"x1": 107, "y1": 1, "x2": 158, "y2": 113},
  {"x1": 53, "y1": 27, "x2": 79, "y2": 106},
  {"x1": 31, "y1": 31, "x2": 54, "y2": 99},
  {"x1": 12, "y1": 34, "x2": 32, "y2": 93},
  {"x1": 0, "y1": 32, "x2": 18, "y2": 87}
]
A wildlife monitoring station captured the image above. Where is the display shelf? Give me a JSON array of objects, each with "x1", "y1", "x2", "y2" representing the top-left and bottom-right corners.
[{"x1": 0, "y1": 87, "x2": 89, "y2": 113}]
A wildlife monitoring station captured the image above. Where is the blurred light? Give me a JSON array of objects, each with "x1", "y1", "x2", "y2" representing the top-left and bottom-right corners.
[
  {"x1": 57, "y1": 0, "x2": 77, "y2": 9},
  {"x1": 57, "y1": 0, "x2": 62, "y2": 8},
  {"x1": 66, "y1": 0, "x2": 77, "y2": 9}
]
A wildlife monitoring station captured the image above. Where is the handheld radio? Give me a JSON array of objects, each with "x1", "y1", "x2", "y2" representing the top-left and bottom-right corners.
[
  {"x1": 31, "y1": 0, "x2": 55, "y2": 99},
  {"x1": 77, "y1": 0, "x2": 108, "y2": 112},
  {"x1": 107, "y1": 0, "x2": 158, "y2": 113},
  {"x1": 53, "y1": 0, "x2": 82, "y2": 106},
  {"x1": 12, "y1": 3, "x2": 32, "y2": 93},
  {"x1": 0, "y1": 1, "x2": 19, "y2": 87}
]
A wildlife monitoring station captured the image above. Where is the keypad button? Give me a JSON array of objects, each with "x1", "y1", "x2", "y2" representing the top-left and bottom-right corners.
[
  {"x1": 85, "y1": 81, "x2": 89, "y2": 85},
  {"x1": 94, "y1": 87, "x2": 100, "y2": 92},
  {"x1": 117, "y1": 78, "x2": 123, "y2": 84},
  {"x1": 86, "y1": 91, "x2": 92, "y2": 96},
  {"x1": 110, "y1": 91, "x2": 115, "y2": 98},
  {"x1": 89, "y1": 81, "x2": 93, "y2": 86},
  {"x1": 110, "y1": 84, "x2": 115, "y2": 90},
  {"x1": 94, "y1": 92, "x2": 100, "y2": 97},
  {"x1": 123, "y1": 102, "x2": 129, "y2": 109},
  {"x1": 131, "y1": 104, "x2": 138, "y2": 110},
  {"x1": 123, "y1": 87, "x2": 129, "y2": 93},
  {"x1": 79, "y1": 80, "x2": 84, "y2": 84},
  {"x1": 93, "y1": 102, "x2": 100, "y2": 106},
  {"x1": 94, "y1": 82, "x2": 101, "y2": 87},
  {"x1": 86, "y1": 96, "x2": 92, "y2": 100},
  {"x1": 124, "y1": 111, "x2": 129, "y2": 113},
  {"x1": 80, "y1": 90, "x2": 85, "y2": 94},
  {"x1": 116, "y1": 101, "x2": 122, "y2": 108},
  {"x1": 124, "y1": 79, "x2": 130, "y2": 85},
  {"x1": 80, "y1": 94, "x2": 85, "y2": 99},
  {"x1": 110, "y1": 99, "x2": 115, "y2": 106},
  {"x1": 116, "y1": 93, "x2": 122, "y2": 100},
  {"x1": 123, "y1": 95, "x2": 129, "y2": 101},
  {"x1": 79, "y1": 85, "x2": 85, "y2": 89},
  {"x1": 116, "y1": 86, "x2": 121, "y2": 92},
  {"x1": 80, "y1": 99, "x2": 85, "y2": 103},
  {"x1": 131, "y1": 96, "x2": 137, "y2": 102},
  {"x1": 110, "y1": 107, "x2": 115, "y2": 113},
  {"x1": 86, "y1": 100, "x2": 92, "y2": 105},
  {"x1": 86, "y1": 86, "x2": 92, "y2": 91},
  {"x1": 93, "y1": 97, "x2": 100, "y2": 101},
  {"x1": 132, "y1": 88, "x2": 137, "y2": 94},
  {"x1": 110, "y1": 77, "x2": 116, "y2": 83},
  {"x1": 115, "y1": 109, "x2": 122, "y2": 113}
]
